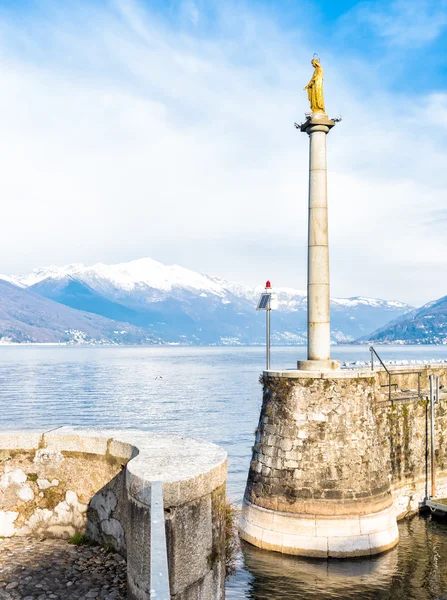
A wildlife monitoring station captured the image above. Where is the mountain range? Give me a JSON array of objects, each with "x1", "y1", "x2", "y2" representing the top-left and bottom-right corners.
[
  {"x1": 0, "y1": 257, "x2": 414, "y2": 345},
  {"x1": 0, "y1": 278, "x2": 155, "y2": 345},
  {"x1": 364, "y1": 295, "x2": 447, "y2": 345}
]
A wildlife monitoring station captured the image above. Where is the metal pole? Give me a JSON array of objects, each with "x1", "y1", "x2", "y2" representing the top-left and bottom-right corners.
[
  {"x1": 430, "y1": 375, "x2": 436, "y2": 498},
  {"x1": 370, "y1": 346, "x2": 374, "y2": 371},
  {"x1": 266, "y1": 307, "x2": 271, "y2": 370},
  {"x1": 150, "y1": 481, "x2": 171, "y2": 599}
]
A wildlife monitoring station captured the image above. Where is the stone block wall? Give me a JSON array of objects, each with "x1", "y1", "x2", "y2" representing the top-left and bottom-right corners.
[
  {"x1": 374, "y1": 365, "x2": 447, "y2": 516},
  {"x1": 0, "y1": 428, "x2": 227, "y2": 600},
  {"x1": 241, "y1": 365, "x2": 447, "y2": 558},
  {"x1": 241, "y1": 370, "x2": 398, "y2": 558},
  {"x1": 0, "y1": 433, "x2": 128, "y2": 546},
  {"x1": 374, "y1": 364, "x2": 447, "y2": 393},
  {"x1": 246, "y1": 372, "x2": 390, "y2": 515}
]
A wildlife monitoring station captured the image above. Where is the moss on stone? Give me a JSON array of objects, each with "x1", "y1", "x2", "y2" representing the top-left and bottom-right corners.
[
  {"x1": 322, "y1": 379, "x2": 332, "y2": 391},
  {"x1": 209, "y1": 488, "x2": 238, "y2": 578},
  {"x1": 68, "y1": 533, "x2": 91, "y2": 546},
  {"x1": 301, "y1": 378, "x2": 317, "y2": 388},
  {"x1": 41, "y1": 485, "x2": 66, "y2": 510},
  {"x1": 207, "y1": 546, "x2": 220, "y2": 570},
  {"x1": 223, "y1": 499, "x2": 239, "y2": 577},
  {"x1": 16, "y1": 500, "x2": 36, "y2": 524}
]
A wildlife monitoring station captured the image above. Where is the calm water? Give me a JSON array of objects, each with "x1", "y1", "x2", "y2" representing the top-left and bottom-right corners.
[{"x1": 2, "y1": 344, "x2": 447, "y2": 599}]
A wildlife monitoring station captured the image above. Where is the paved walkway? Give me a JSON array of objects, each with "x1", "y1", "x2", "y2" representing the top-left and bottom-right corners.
[{"x1": 0, "y1": 537, "x2": 127, "y2": 600}]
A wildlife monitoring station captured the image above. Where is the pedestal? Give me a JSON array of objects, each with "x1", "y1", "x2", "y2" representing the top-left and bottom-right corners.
[
  {"x1": 297, "y1": 359, "x2": 340, "y2": 371},
  {"x1": 240, "y1": 370, "x2": 399, "y2": 557}
]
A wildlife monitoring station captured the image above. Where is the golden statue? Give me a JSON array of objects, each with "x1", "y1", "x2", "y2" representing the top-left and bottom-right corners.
[{"x1": 304, "y1": 57, "x2": 325, "y2": 114}]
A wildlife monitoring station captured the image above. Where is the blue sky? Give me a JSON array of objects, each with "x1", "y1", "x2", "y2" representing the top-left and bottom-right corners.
[
  {"x1": 0, "y1": 0, "x2": 446, "y2": 305},
  {"x1": 3, "y1": 0, "x2": 446, "y2": 92}
]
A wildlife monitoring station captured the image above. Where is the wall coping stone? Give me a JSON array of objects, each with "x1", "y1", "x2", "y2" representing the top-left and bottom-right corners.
[
  {"x1": 368, "y1": 364, "x2": 447, "y2": 373},
  {"x1": 0, "y1": 427, "x2": 227, "y2": 509},
  {"x1": 263, "y1": 369, "x2": 375, "y2": 379},
  {"x1": 264, "y1": 363, "x2": 447, "y2": 380}
]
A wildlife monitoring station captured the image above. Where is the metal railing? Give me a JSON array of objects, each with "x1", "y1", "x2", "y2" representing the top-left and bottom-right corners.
[
  {"x1": 429, "y1": 375, "x2": 440, "y2": 499},
  {"x1": 370, "y1": 346, "x2": 422, "y2": 403},
  {"x1": 150, "y1": 481, "x2": 171, "y2": 599}
]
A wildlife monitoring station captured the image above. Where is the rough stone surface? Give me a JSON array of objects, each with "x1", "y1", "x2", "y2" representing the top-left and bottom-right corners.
[
  {"x1": 241, "y1": 364, "x2": 447, "y2": 558},
  {"x1": 167, "y1": 483, "x2": 226, "y2": 600},
  {"x1": 0, "y1": 450, "x2": 123, "y2": 544},
  {"x1": 246, "y1": 372, "x2": 391, "y2": 516},
  {"x1": 0, "y1": 536, "x2": 126, "y2": 599},
  {"x1": 374, "y1": 366, "x2": 447, "y2": 516},
  {"x1": 126, "y1": 498, "x2": 150, "y2": 600}
]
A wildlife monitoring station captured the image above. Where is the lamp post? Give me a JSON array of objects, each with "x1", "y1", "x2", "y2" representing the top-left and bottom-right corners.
[
  {"x1": 256, "y1": 281, "x2": 277, "y2": 370},
  {"x1": 266, "y1": 281, "x2": 271, "y2": 370}
]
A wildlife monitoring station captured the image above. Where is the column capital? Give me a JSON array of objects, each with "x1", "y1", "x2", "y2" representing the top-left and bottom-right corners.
[{"x1": 300, "y1": 113, "x2": 336, "y2": 135}]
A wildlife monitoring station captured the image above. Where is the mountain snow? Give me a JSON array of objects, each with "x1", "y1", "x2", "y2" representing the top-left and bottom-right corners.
[
  {"x1": 0, "y1": 258, "x2": 409, "y2": 312},
  {"x1": 331, "y1": 297, "x2": 409, "y2": 309},
  {"x1": 7, "y1": 258, "x2": 226, "y2": 296},
  {"x1": 365, "y1": 294, "x2": 447, "y2": 344},
  {"x1": 0, "y1": 258, "x2": 414, "y2": 345}
]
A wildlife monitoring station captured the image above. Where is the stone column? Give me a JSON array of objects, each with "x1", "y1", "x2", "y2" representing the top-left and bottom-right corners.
[{"x1": 297, "y1": 114, "x2": 339, "y2": 371}]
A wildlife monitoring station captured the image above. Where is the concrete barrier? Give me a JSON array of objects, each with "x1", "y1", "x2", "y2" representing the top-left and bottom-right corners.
[{"x1": 0, "y1": 427, "x2": 227, "y2": 600}]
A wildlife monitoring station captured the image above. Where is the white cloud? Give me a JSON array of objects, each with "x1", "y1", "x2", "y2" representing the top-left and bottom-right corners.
[
  {"x1": 181, "y1": 1, "x2": 200, "y2": 26},
  {"x1": 0, "y1": 0, "x2": 445, "y2": 306}
]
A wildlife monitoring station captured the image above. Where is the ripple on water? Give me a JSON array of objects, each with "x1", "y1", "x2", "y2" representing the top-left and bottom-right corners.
[
  {"x1": 226, "y1": 515, "x2": 447, "y2": 600},
  {"x1": 2, "y1": 346, "x2": 447, "y2": 599}
]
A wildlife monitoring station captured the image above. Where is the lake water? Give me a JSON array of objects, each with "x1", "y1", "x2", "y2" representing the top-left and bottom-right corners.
[{"x1": 2, "y1": 344, "x2": 447, "y2": 599}]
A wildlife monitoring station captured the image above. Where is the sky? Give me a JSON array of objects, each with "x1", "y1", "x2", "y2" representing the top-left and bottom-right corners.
[{"x1": 0, "y1": 0, "x2": 447, "y2": 306}]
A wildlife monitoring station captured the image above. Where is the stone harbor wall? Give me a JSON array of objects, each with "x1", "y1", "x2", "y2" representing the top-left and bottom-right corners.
[
  {"x1": 0, "y1": 433, "x2": 129, "y2": 546},
  {"x1": 374, "y1": 366, "x2": 447, "y2": 517},
  {"x1": 374, "y1": 364, "x2": 447, "y2": 392},
  {"x1": 0, "y1": 428, "x2": 228, "y2": 600},
  {"x1": 240, "y1": 365, "x2": 447, "y2": 558}
]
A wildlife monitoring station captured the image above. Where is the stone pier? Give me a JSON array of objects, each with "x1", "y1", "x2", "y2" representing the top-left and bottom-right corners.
[
  {"x1": 240, "y1": 370, "x2": 398, "y2": 557},
  {"x1": 240, "y1": 365, "x2": 447, "y2": 558}
]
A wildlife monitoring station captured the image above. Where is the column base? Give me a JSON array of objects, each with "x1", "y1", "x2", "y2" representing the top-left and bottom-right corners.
[
  {"x1": 297, "y1": 359, "x2": 340, "y2": 371},
  {"x1": 239, "y1": 500, "x2": 399, "y2": 558}
]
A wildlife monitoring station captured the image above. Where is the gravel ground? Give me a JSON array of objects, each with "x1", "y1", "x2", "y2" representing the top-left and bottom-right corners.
[{"x1": 0, "y1": 537, "x2": 127, "y2": 600}]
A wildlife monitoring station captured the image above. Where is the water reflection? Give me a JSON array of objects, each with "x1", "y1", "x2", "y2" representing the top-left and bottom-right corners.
[{"x1": 228, "y1": 516, "x2": 447, "y2": 600}]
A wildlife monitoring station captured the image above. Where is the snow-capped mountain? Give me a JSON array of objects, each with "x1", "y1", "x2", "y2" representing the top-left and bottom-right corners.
[
  {"x1": 364, "y1": 295, "x2": 447, "y2": 345},
  {"x1": 0, "y1": 258, "x2": 412, "y2": 345},
  {"x1": 0, "y1": 279, "x2": 155, "y2": 345},
  {"x1": 9, "y1": 258, "x2": 226, "y2": 296}
]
